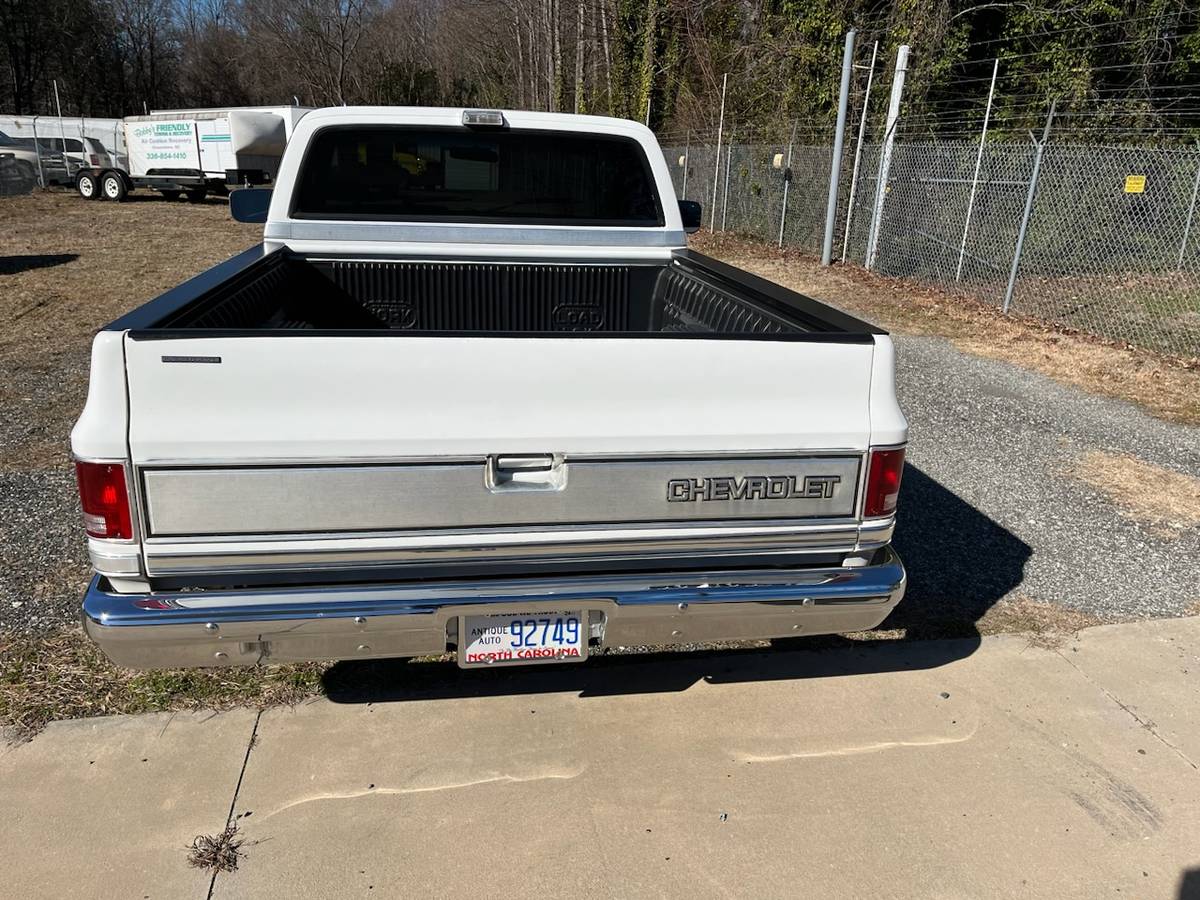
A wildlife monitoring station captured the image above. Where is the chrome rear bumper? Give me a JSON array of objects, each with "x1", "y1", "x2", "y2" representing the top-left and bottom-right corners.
[{"x1": 82, "y1": 546, "x2": 906, "y2": 669}]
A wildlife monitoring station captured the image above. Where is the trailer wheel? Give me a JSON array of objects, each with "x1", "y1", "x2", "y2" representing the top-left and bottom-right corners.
[
  {"x1": 101, "y1": 171, "x2": 127, "y2": 201},
  {"x1": 185, "y1": 188, "x2": 208, "y2": 203},
  {"x1": 159, "y1": 190, "x2": 181, "y2": 201},
  {"x1": 76, "y1": 171, "x2": 99, "y2": 200}
]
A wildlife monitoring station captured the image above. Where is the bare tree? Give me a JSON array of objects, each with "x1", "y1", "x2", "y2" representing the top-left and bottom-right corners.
[
  {"x1": 114, "y1": 0, "x2": 177, "y2": 109},
  {"x1": 246, "y1": 0, "x2": 375, "y2": 105},
  {"x1": 574, "y1": 0, "x2": 584, "y2": 112}
]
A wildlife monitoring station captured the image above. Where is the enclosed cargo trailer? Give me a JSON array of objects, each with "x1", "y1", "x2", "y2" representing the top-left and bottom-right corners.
[{"x1": 74, "y1": 105, "x2": 310, "y2": 203}]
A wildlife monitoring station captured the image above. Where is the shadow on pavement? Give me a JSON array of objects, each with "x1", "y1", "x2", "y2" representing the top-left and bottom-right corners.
[
  {"x1": 1179, "y1": 868, "x2": 1200, "y2": 900},
  {"x1": 885, "y1": 464, "x2": 1032, "y2": 639},
  {"x1": 0, "y1": 252, "x2": 78, "y2": 274},
  {"x1": 323, "y1": 463, "x2": 1028, "y2": 704},
  {"x1": 322, "y1": 635, "x2": 982, "y2": 704}
]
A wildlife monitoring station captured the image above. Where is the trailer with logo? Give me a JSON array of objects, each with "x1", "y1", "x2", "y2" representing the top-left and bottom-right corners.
[{"x1": 74, "y1": 106, "x2": 310, "y2": 202}]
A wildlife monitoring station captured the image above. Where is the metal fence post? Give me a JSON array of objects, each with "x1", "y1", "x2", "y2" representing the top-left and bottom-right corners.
[
  {"x1": 1177, "y1": 143, "x2": 1200, "y2": 269},
  {"x1": 865, "y1": 44, "x2": 909, "y2": 270},
  {"x1": 681, "y1": 130, "x2": 690, "y2": 199},
  {"x1": 1003, "y1": 101, "x2": 1056, "y2": 314},
  {"x1": 710, "y1": 72, "x2": 728, "y2": 230},
  {"x1": 720, "y1": 132, "x2": 733, "y2": 231},
  {"x1": 956, "y1": 58, "x2": 999, "y2": 282},
  {"x1": 54, "y1": 80, "x2": 68, "y2": 168},
  {"x1": 822, "y1": 28, "x2": 857, "y2": 265},
  {"x1": 841, "y1": 40, "x2": 878, "y2": 263},
  {"x1": 778, "y1": 121, "x2": 797, "y2": 247},
  {"x1": 30, "y1": 116, "x2": 45, "y2": 188}
]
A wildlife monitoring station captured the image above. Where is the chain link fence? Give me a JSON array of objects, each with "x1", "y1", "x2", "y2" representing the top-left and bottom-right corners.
[{"x1": 664, "y1": 138, "x2": 1200, "y2": 358}]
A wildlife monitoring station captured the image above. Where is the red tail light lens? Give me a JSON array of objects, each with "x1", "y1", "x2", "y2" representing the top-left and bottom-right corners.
[
  {"x1": 89, "y1": 153, "x2": 100, "y2": 166},
  {"x1": 75, "y1": 461, "x2": 133, "y2": 539},
  {"x1": 864, "y1": 447, "x2": 905, "y2": 518}
]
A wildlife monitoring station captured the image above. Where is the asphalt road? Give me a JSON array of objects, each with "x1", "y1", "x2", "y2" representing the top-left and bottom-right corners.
[{"x1": 1, "y1": 332, "x2": 1197, "y2": 634}]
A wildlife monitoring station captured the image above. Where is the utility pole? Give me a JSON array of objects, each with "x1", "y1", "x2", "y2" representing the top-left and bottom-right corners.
[
  {"x1": 865, "y1": 44, "x2": 909, "y2": 271},
  {"x1": 956, "y1": 58, "x2": 999, "y2": 282},
  {"x1": 710, "y1": 72, "x2": 728, "y2": 230},
  {"x1": 841, "y1": 40, "x2": 878, "y2": 263},
  {"x1": 1003, "y1": 100, "x2": 1056, "y2": 313},
  {"x1": 821, "y1": 28, "x2": 857, "y2": 265}
]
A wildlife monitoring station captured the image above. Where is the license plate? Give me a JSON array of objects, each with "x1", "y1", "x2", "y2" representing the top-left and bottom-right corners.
[{"x1": 459, "y1": 611, "x2": 588, "y2": 668}]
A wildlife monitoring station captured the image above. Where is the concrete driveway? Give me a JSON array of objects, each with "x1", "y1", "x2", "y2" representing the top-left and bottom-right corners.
[{"x1": 4, "y1": 617, "x2": 1198, "y2": 899}]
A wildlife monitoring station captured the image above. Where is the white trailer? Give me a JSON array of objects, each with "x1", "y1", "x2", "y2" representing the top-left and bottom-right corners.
[{"x1": 74, "y1": 105, "x2": 310, "y2": 202}]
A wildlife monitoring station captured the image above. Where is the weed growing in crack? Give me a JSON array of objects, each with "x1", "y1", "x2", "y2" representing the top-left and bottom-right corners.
[{"x1": 187, "y1": 825, "x2": 245, "y2": 873}]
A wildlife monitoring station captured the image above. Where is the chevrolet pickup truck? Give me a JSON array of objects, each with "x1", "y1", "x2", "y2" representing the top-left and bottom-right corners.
[{"x1": 73, "y1": 107, "x2": 907, "y2": 669}]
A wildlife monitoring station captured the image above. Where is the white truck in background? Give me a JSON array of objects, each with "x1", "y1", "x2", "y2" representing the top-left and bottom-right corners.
[
  {"x1": 74, "y1": 105, "x2": 310, "y2": 202},
  {"x1": 72, "y1": 106, "x2": 908, "y2": 670}
]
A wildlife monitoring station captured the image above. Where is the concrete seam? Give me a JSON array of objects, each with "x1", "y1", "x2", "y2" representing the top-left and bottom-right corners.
[
  {"x1": 1055, "y1": 648, "x2": 1199, "y2": 772},
  {"x1": 207, "y1": 709, "x2": 263, "y2": 900}
]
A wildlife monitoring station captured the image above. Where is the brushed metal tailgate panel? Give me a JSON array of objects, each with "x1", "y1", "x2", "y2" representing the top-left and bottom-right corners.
[{"x1": 142, "y1": 457, "x2": 861, "y2": 536}]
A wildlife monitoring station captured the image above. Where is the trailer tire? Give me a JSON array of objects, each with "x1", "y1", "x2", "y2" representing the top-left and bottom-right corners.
[
  {"x1": 185, "y1": 188, "x2": 207, "y2": 203},
  {"x1": 101, "y1": 171, "x2": 127, "y2": 202},
  {"x1": 76, "y1": 171, "x2": 99, "y2": 200},
  {"x1": 159, "y1": 190, "x2": 181, "y2": 201}
]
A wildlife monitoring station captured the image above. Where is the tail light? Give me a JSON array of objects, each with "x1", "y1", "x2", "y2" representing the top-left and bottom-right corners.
[
  {"x1": 75, "y1": 461, "x2": 133, "y2": 539},
  {"x1": 864, "y1": 447, "x2": 905, "y2": 518},
  {"x1": 89, "y1": 153, "x2": 100, "y2": 166}
]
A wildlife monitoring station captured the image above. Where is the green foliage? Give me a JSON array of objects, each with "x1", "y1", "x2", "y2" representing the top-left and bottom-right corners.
[{"x1": 653, "y1": 0, "x2": 1200, "y2": 143}]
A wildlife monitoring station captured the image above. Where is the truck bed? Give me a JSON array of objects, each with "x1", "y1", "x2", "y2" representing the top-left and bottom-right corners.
[{"x1": 110, "y1": 246, "x2": 884, "y2": 339}]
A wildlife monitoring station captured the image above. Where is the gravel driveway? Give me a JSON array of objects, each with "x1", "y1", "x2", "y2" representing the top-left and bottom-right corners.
[{"x1": 890, "y1": 334, "x2": 1199, "y2": 636}]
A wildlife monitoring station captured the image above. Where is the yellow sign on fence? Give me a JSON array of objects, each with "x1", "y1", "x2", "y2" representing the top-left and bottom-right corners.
[{"x1": 1124, "y1": 174, "x2": 1147, "y2": 194}]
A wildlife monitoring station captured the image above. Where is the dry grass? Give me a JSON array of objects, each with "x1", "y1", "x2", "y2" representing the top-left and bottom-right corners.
[
  {"x1": 976, "y1": 595, "x2": 1113, "y2": 648},
  {"x1": 692, "y1": 233, "x2": 1200, "y2": 427},
  {"x1": 0, "y1": 190, "x2": 257, "y2": 469},
  {"x1": 0, "y1": 630, "x2": 325, "y2": 741},
  {"x1": 1071, "y1": 450, "x2": 1200, "y2": 537},
  {"x1": 187, "y1": 825, "x2": 245, "y2": 873}
]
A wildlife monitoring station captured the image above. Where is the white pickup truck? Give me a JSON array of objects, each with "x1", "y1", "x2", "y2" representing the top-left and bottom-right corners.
[{"x1": 72, "y1": 107, "x2": 907, "y2": 670}]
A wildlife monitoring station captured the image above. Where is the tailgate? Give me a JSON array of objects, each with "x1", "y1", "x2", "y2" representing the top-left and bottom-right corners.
[{"x1": 124, "y1": 333, "x2": 874, "y2": 547}]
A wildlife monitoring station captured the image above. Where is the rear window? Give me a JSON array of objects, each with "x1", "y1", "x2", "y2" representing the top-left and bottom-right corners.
[{"x1": 292, "y1": 126, "x2": 663, "y2": 226}]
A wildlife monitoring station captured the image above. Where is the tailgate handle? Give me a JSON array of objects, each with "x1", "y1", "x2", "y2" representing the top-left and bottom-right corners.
[{"x1": 486, "y1": 455, "x2": 566, "y2": 492}]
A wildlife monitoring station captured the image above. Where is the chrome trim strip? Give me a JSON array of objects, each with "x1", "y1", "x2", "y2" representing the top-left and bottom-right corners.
[
  {"x1": 134, "y1": 449, "x2": 868, "y2": 467},
  {"x1": 136, "y1": 448, "x2": 868, "y2": 468},
  {"x1": 857, "y1": 517, "x2": 896, "y2": 550},
  {"x1": 265, "y1": 222, "x2": 688, "y2": 248},
  {"x1": 142, "y1": 523, "x2": 862, "y2": 576},
  {"x1": 82, "y1": 547, "x2": 907, "y2": 668},
  {"x1": 301, "y1": 257, "x2": 663, "y2": 268},
  {"x1": 88, "y1": 546, "x2": 143, "y2": 577},
  {"x1": 140, "y1": 456, "x2": 863, "y2": 536},
  {"x1": 143, "y1": 516, "x2": 859, "y2": 545}
]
